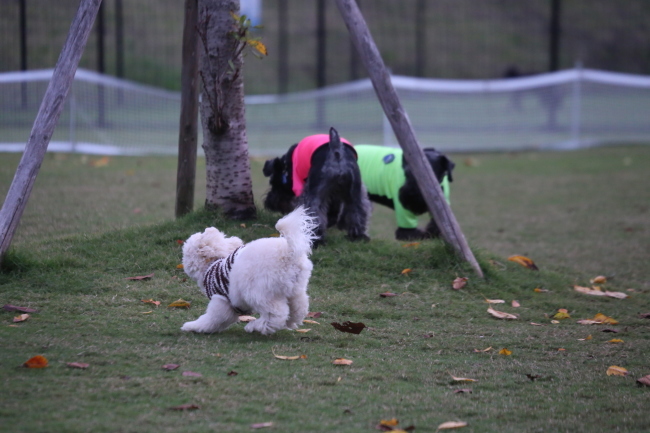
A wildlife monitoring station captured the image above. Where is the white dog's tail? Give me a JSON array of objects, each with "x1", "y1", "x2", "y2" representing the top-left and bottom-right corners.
[{"x1": 275, "y1": 206, "x2": 318, "y2": 257}]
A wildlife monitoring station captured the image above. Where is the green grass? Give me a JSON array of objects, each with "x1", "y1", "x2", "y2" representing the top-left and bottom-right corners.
[{"x1": 1, "y1": 144, "x2": 650, "y2": 432}]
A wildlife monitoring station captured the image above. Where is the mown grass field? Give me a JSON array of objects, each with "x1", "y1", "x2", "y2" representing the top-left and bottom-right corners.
[{"x1": 1, "y1": 144, "x2": 649, "y2": 432}]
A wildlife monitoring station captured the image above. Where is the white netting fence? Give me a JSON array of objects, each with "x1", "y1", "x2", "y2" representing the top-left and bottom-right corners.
[{"x1": 1, "y1": 67, "x2": 649, "y2": 157}]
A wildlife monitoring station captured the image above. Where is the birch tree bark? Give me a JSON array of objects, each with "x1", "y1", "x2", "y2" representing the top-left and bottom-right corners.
[{"x1": 198, "y1": 0, "x2": 256, "y2": 219}]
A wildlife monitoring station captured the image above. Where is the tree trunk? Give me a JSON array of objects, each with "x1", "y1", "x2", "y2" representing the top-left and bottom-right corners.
[{"x1": 198, "y1": 0, "x2": 256, "y2": 220}]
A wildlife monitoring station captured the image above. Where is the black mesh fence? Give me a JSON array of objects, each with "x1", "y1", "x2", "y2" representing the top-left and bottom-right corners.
[{"x1": 1, "y1": 0, "x2": 649, "y2": 94}]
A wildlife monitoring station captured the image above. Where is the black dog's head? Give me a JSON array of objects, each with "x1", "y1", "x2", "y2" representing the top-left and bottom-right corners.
[
  {"x1": 398, "y1": 148, "x2": 455, "y2": 216},
  {"x1": 262, "y1": 144, "x2": 297, "y2": 214}
]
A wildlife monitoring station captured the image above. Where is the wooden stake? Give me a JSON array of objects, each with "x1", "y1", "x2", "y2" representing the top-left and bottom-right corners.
[
  {"x1": 334, "y1": 0, "x2": 483, "y2": 277},
  {"x1": 175, "y1": 0, "x2": 200, "y2": 218},
  {"x1": 0, "y1": 0, "x2": 102, "y2": 265}
]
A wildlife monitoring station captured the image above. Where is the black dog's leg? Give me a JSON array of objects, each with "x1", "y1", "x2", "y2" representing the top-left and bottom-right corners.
[{"x1": 340, "y1": 183, "x2": 371, "y2": 242}]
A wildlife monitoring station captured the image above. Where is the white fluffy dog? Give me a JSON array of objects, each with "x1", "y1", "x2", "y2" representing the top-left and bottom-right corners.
[{"x1": 180, "y1": 206, "x2": 317, "y2": 335}]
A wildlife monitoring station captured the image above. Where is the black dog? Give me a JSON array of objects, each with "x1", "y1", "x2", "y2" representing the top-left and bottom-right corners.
[
  {"x1": 263, "y1": 128, "x2": 370, "y2": 246},
  {"x1": 355, "y1": 145, "x2": 455, "y2": 241}
]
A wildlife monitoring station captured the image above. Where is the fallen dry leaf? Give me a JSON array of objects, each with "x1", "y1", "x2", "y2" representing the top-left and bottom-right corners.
[
  {"x1": 273, "y1": 349, "x2": 307, "y2": 361},
  {"x1": 591, "y1": 275, "x2": 608, "y2": 284},
  {"x1": 250, "y1": 422, "x2": 274, "y2": 429},
  {"x1": 124, "y1": 273, "x2": 154, "y2": 281},
  {"x1": 473, "y1": 347, "x2": 492, "y2": 353},
  {"x1": 302, "y1": 319, "x2": 320, "y2": 325},
  {"x1": 402, "y1": 242, "x2": 420, "y2": 248},
  {"x1": 553, "y1": 310, "x2": 571, "y2": 320},
  {"x1": 67, "y1": 362, "x2": 90, "y2": 369},
  {"x1": 401, "y1": 268, "x2": 413, "y2": 275},
  {"x1": 530, "y1": 322, "x2": 544, "y2": 326},
  {"x1": 487, "y1": 307, "x2": 518, "y2": 320},
  {"x1": 331, "y1": 321, "x2": 366, "y2": 334},
  {"x1": 3, "y1": 304, "x2": 38, "y2": 313},
  {"x1": 578, "y1": 335, "x2": 593, "y2": 341},
  {"x1": 90, "y1": 156, "x2": 110, "y2": 167},
  {"x1": 607, "y1": 366, "x2": 628, "y2": 376},
  {"x1": 176, "y1": 264, "x2": 184, "y2": 269},
  {"x1": 534, "y1": 288, "x2": 548, "y2": 293},
  {"x1": 169, "y1": 404, "x2": 200, "y2": 411},
  {"x1": 577, "y1": 313, "x2": 618, "y2": 325},
  {"x1": 449, "y1": 373, "x2": 477, "y2": 382},
  {"x1": 23, "y1": 355, "x2": 48, "y2": 368},
  {"x1": 168, "y1": 299, "x2": 191, "y2": 309},
  {"x1": 511, "y1": 300, "x2": 521, "y2": 307},
  {"x1": 295, "y1": 329, "x2": 311, "y2": 333},
  {"x1": 498, "y1": 348, "x2": 512, "y2": 356},
  {"x1": 238, "y1": 315, "x2": 256, "y2": 322},
  {"x1": 508, "y1": 255, "x2": 539, "y2": 270},
  {"x1": 141, "y1": 299, "x2": 161, "y2": 307},
  {"x1": 551, "y1": 320, "x2": 560, "y2": 324},
  {"x1": 636, "y1": 375, "x2": 650, "y2": 387},
  {"x1": 13, "y1": 314, "x2": 30, "y2": 323},
  {"x1": 604, "y1": 291, "x2": 629, "y2": 299},
  {"x1": 608, "y1": 339, "x2": 624, "y2": 343},
  {"x1": 484, "y1": 298, "x2": 505, "y2": 304},
  {"x1": 332, "y1": 358, "x2": 353, "y2": 365},
  {"x1": 227, "y1": 370, "x2": 238, "y2": 376},
  {"x1": 437, "y1": 420, "x2": 468, "y2": 430},
  {"x1": 162, "y1": 364, "x2": 180, "y2": 371},
  {"x1": 380, "y1": 292, "x2": 399, "y2": 297},
  {"x1": 182, "y1": 371, "x2": 202, "y2": 377},
  {"x1": 452, "y1": 277, "x2": 468, "y2": 290},
  {"x1": 307, "y1": 312, "x2": 322, "y2": 318},
  {"x1": 453, "y1": 389, "x2": 472, "y2": 394},
  {"x1": 380, "y1": 418, "x2": 399, "y2": 428},
  {"x1": 638, "y1": 312, "x2": 650, "y2": 319}
]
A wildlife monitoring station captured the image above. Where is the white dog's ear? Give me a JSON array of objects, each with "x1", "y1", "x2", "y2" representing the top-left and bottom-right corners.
[{"x1": 197, "y1": 227, "x2": 244, "y2": 260}]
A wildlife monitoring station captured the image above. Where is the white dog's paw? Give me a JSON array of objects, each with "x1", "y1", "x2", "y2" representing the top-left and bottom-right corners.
[
  {"x1": 244, "y1": 319, "x2": 275, "y2": 335},
  {"x1": 181, "y1": 320, "x2": 206, "y2": 333}
]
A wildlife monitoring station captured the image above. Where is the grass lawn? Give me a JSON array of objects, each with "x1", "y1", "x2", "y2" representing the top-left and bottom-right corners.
[{"x1": 1, "y1": 144, "x2": 649, "y2": 432}]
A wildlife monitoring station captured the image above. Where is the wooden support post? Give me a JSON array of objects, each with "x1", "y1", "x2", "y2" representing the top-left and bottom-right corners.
[
  {"x1": 175, "y1": 0, "x2": 200, "y2": 218},
  {"x1": 0, "y1": 0, "x2": 103, "y2": 266},
  {"x1": 333, "y1": 0, "x2": 484, "y2": 277}
]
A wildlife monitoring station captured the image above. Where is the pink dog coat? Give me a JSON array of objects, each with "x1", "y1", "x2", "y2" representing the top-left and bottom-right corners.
[{"x1": 291, "y1": 134, "x2": 353, "y2": 196}]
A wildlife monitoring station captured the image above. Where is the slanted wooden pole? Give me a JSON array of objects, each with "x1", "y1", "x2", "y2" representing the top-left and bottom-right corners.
[
  {"x1": 0, "y1": 0, "x2": 103, "y2": 266},
  {"x1": 175, "y1": 0, "x2": 200, "y2": 218},
  {"x1": 334, "y1": 0, "x2": 484, "y2": 277}
]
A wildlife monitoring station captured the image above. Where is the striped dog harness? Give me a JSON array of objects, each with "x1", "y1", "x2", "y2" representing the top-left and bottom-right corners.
[{"x1": 202, "y1": 246, "x2": 249, "y2": 315}]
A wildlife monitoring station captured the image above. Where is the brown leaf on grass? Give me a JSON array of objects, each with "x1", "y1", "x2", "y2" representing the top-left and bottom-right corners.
[
  {"x1": 272, "y1": 349, "x2": 307, "y2": 361},
  {"x1": 380, "y1": 292, "x2": 399, "y2": 297},
  {"x1": 238, "y1": 315, "x2": 256, "y2": 322},
  {"x1": 508, "y1": 255, "x2": 539, "y2": 270},
  {"x1": 227, "y1": 370, "x2": 238, "y2": 376},
  {"x1": 182, "y1": 371, "x2": 202, "y2": 377},
  {"x1": 473, "y1": 347, "x2": 492, "y2": 353},
  {"x1": 124, "y1": 273, "x2": 154, "y2": 280},
  {"x1": 13, "y1": 314, "x2": 30, "y2": 323},
  {"x1": 176, "y1": 264, "x2": 184, "y2": 269},
  {"x1": 168, "y1": 299, "x2": 191, "y2": 309},
  {"x1": 250, "y1": 422, "x2": 274, "y2": 429},
  {"x1": 608, "y1": 339, "x2": 624, "y2": 343},
  {"x1": 511, "y1": 300, "x2": 521, "y2": 307},
  {"x1": 606, "y1": 366, "x2": 628, "y2": 376},
  {"x1": 402, "y1": 242, "x2": 420, "y2": 248},
  {"x1": 331, "y1": 321, "x2": 366, "y2": 334},
  {"x1": 169, "y1": 404, "x2": 200, "y2": 411},
  {"x1": 23, "y1": 355, "x2": 48, "y2": 368},
  {"x1": 437, "y1": 420, "x2": 468, "y2": 430},
  {"x1": 452, "y1": 277, "x2": 468, "y2": 290},
  {"x1": 487, "y1": 307, "x2": 518, "y2": 320},
  {"x1": 449, "y1": 373, "x2": 477, "y2": 382},
  {"x1": 333, "y1": 358, "x2": 353, "y2": 365},
  {"x1": 601, "y1": 328, "x2": 619, "y2": 333},
  {"x1": 89, "y1": 156, "x2": 111, "y2": 167},
  {"x1": 484, "y1": 298, "x2": 505, "y2": 304},
  {"x1": 401, "y1": 268, "x2": 413, "y2": 275},
  {"x1": 67, "y1": 362, "x2": 90, "y2": 369},
  {"x1": 590, "y1": 275, "x2": 608, "y2": 284},
  {"x1": 636, "y1": 375, "x2": 650, "y2": 386},
  {"x1": 578, "y1": 335, "x2": 593, "y2": 341},
  {"x1": 638, "y1": 312, "x2": 650, "y2": 319},
  {"x1": 141, "y1": 299, "x2": 161, "y2": 307},
  {"x1": 499, "y1": 348, "x2": 512, "y2": 355},
  {"x1": 3, "y1": 304, "x2": 38, "y2": 313},
  {"x1": 295, "y1": 328, "x2": 311, "y2": 333},
  {"x1": 162, "y1": 364, "x2": 180, "y2": 371},
  {"x1": 526, "y1": 374, "x2": 541, "y2": 381},
  {"x1": 574, "y1": 285, "x2": 606, "y2": 296},
  {"x1": 176, "y1": 239, "x2": 184, "y2": 245},
  {"x1": 307, "y1": 311, "x2": 322, "y2": 318},
  {"x1": 453, "y1": 388, "x2": 472, "y2": 394},
  {"x1": 302, "y1": 319, "x2": 320, "y2": 325},
  {"x1": 379, "y1": 418, "x2": 399, "y2": 428},
  {"x1": 604, "y1": 291, "x2": 629, "y2": 299},
  {"x1": 553, "y1": 309, "x2": 571, "y2": 320},
  {"x1": 577, "y1": 313, "x2": 618, "y2": 325},
  {"x1": 534, "y1": 288, "x2": 548, "y2": 293}
]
